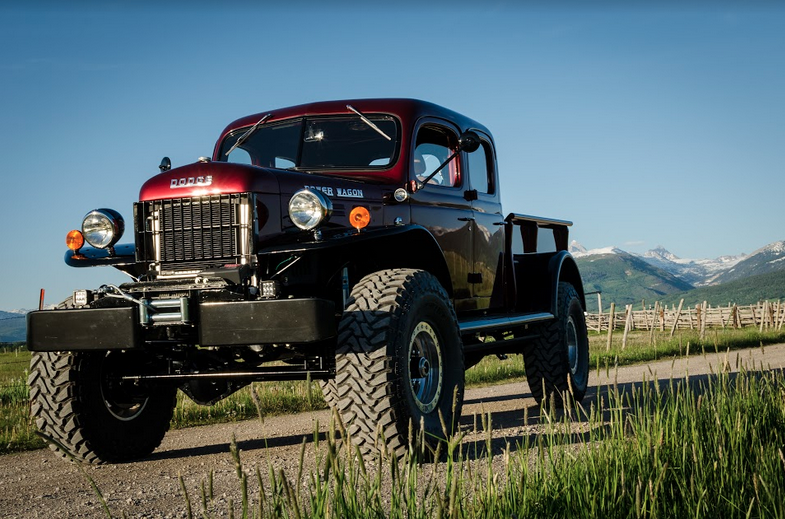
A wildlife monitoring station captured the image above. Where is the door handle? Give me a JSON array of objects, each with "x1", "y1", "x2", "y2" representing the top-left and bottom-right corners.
[{"x1": 457, "y1": 217, "x2": 475, "y2": 222}]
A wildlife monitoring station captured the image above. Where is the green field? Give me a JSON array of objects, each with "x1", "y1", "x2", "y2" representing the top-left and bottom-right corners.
[
  {"x1": 2, "y1": 327, "x2": 785, "y2": 455},
  {"x1": 177, "y1": 365, "x2": 785, "y2": 518},
  {"x1": 3, "y1": 331, "x2": 785, "y2": 517}
]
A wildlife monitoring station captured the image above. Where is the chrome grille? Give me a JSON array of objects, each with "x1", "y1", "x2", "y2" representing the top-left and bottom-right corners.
[{"x1": 135, "y1": 193, "x2": 252, "y2": 273}]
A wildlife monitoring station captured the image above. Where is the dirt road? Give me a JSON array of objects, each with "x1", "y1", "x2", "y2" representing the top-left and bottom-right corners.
[{"x1": 3, "y1": 344, "x2": 784, "y2": 518}]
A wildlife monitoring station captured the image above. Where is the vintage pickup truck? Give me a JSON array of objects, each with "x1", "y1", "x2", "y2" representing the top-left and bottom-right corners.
[{"x1": 28, "y1": 98, "x2": 588, "y2": 462}]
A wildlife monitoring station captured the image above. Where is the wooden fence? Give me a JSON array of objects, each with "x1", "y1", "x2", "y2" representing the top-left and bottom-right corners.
[{"x1": 586, "y1": 298, "x2": 785, "y2": 337}]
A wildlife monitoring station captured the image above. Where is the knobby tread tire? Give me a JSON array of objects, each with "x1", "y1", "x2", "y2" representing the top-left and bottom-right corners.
[
  {"x1": 319, "y1": 379, "x2": 338, "y2": 408},
  {"x1": 333, "y1": 269, "x2": 464, "y2": 457},
  {"x1": 29, "y1": 322, "x2": 176, "y2": 464},
  {"x1": 524, "y1": 282, "x2": 589, "y2": 406}
]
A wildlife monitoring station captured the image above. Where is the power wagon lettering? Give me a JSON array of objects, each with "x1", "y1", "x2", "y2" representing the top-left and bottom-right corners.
[{"x1": 305, "y1": 185, "x2": 364, "y2": 198}]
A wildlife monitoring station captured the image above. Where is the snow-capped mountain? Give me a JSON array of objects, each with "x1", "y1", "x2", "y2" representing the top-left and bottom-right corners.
[
  {"x1": 711, "y1": 241, "x2": 785, "y2": 285},
  {"x1": 570, "y1": 240, "x2": 784, "y2": 287},
  {"x1": 0, "y1": 310, "x2": 27, "y2": 342},
  {"x1": 641, "y1": 246, "x2": 746, "y2": 286}
]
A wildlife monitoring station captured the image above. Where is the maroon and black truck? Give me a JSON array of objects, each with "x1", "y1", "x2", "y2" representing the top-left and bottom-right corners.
[{"x1": 27, "y1": 99, "x2": 589, "y2": 463}]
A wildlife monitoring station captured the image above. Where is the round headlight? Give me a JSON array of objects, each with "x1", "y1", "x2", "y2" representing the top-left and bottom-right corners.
[
  {"x1": 288, "y1": 189, "x2": 333, "y2": 230},
  {"x1": 81, "y1": 208, "x2": 125, "y2": 249}
]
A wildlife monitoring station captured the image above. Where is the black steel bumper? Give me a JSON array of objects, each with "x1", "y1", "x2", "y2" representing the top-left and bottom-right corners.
[{"x1": 27, "y1": 298, "x2": 337, "y2": 352}]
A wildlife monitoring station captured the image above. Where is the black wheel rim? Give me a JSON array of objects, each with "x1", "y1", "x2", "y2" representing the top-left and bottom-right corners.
[
  {"x1": 99, "y1": 356, "x2": 149, "y2": 421},
  {"x1": 408, "y1": 321, "x2": 443, "y2": 413},
  {"x1": 566, "y1": 313, "x2": 586, "y2": 388}
]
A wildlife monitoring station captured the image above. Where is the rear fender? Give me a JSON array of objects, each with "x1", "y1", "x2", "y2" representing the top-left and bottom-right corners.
[{"x1": 547, "y1": 251, "x2": 585, "y2": 316}]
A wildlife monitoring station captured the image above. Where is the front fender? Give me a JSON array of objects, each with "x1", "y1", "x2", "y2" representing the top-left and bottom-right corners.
[
  {"x1": 64, "y1": 243, "x2": 136, "y2": 268},
  {"x1": 547, "y1": 251, "x2": 585, "y2": 316},
  {"x1": 260, "y1": 225, "x2": 453, "y2": 296}
]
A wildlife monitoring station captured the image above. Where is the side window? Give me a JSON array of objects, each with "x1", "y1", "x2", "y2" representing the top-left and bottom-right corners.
[
  {"x1": 467, "y1": 140, "x2": 494, "y2": 194},
  {"x1": 413, "y1": 125, "x2": 460, "y2": 187},
  {"x1": 275, "y1": 156, "x2": 295, "y2": 169}
]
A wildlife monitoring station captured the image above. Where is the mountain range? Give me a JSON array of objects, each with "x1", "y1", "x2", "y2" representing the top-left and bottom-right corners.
[
  {"x1": 572, "y1": 240, "x2": 785, "y2": 311},
  {"x1": 0, "y1": 310, "x2": 28, "y2": 343}
]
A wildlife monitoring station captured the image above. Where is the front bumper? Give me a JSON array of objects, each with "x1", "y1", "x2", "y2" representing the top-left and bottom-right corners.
[{"x1": 27, "y1": 298, "x2": 336, "y2": 352}]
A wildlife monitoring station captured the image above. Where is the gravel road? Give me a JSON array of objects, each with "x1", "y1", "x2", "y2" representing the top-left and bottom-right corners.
[{"x1": 3, "y1": 343, "x2": 784, "y2": 518}]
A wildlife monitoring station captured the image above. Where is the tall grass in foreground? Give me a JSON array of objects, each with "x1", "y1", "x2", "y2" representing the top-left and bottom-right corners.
[
  {"x1": 174, "y1": 366, "x2": 785, "y2": 518},
  {"x1": 2, "y1": 329, "x2": 785, "y2": 455}
]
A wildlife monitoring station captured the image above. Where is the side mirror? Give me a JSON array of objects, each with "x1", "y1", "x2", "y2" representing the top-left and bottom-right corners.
[
  {"x1": 159, "y1": 157, "x2": 172, "y2": 172},
  {"x1": 459, "y1": 131, "x2": 481, "y2": 153}
]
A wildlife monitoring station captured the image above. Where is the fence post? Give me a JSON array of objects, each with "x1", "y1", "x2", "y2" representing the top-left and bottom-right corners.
[
  {"x1": 597, "y1": 293, "x2": 603, "y2": 333},
  {"x1": 622, "y1": 304, "x2": 632, "y2": 350},
  {"x1": 649, "y1": 301, "x2": 659, "y2": 345},
  {"x1": 606, "y1": 302, "x2": 615, "y2": 351},
  {"x1": 669, "y1": 298, "x2": 684, "y2": 338},
  {"x1": 732, "y1": 304, "x2": 739, "y2": 328},
  {"x1": 699, "y1": 302, "x2": 707, "y2": 341},
  {"x1": 641, "y1": 300, "x2": 648, "y2": 331}
]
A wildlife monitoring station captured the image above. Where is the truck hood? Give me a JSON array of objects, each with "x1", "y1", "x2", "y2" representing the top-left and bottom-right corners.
[
  {"x1": 139, "y1": 161, "x2": 388, "y2": 203},
  {"x1": 139, "y1": 161, "x2": 280, "y2": 201}
]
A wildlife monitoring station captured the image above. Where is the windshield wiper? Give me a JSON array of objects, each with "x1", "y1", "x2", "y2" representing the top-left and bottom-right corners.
[
  {"x1": 346, "y1": 105, "x2": 392, "y2": 141},
  {"x1": 224, "y1": 113, "x2": 272, "y2": 156}
]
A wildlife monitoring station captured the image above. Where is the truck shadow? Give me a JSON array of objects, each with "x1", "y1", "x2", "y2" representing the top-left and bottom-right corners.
[{"x1": 146, "y1": 431, "x2": 331, "y2": 462}]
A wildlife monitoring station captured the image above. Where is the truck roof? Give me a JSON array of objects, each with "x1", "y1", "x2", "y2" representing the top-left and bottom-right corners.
[{"x1": 216, "y1": 98, "x2": 493, "y2": 145}]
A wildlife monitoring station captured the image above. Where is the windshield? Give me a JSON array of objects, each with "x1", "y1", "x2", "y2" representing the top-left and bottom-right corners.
[{"x1": 219, "y1": 115, "x2": 399, "y2": 171}]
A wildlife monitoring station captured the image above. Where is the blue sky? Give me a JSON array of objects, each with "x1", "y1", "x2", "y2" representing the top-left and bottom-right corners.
[{"x1": 1, "y1": 2, "x2": 783, "y2": 311}]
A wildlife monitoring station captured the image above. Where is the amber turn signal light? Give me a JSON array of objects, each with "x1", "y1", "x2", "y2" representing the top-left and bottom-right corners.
[
  {"x1": 66, "y1": 229, "x2": 85, "y2": 251},
  {"x1": 349, "y1": 206, "x2": 371, "y2": 230}
]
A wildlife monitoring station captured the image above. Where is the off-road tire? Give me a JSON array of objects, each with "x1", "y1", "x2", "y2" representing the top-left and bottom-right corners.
[
  {"x1": 524, "y1": 282, "x2": 589, "y2": 406},
  {"x1": 334, "y1": 269, "x2": 464, "y2": 458},
  {"x1": 29, "y1": 348, "x2": 177, "y2": 464},
  {"x1": 319, "y1": 379, "x2": 338, "y2": 408}
]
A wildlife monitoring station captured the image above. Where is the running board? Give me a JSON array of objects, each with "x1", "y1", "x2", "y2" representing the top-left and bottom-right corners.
[{"x1": 458, "y1": 312, "x2": 554, "y2": 335}]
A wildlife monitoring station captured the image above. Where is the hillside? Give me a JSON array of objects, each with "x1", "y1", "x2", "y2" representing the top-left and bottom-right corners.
[
  {"x1": 711, "y1": 241, "x2": 785, "y2": 285},
  {"x1": 661, "y1": 268, "x2": 785, "y2": 308},
  {"x1": 0, "y1": 311, "x2": 27, "y2": 343},
  {"x1": 641, "y1": 245, "x2": 745, "y2": 286},
  {"x1": 576, "y1": 251, "x2": 694, "y2": 312}
]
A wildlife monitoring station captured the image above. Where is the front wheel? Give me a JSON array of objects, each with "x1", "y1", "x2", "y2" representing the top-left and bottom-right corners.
[
  {"x1": 524, "y1": 282, "x2": 589, "y2": 406},
  {"x1": 28, "y1": 350, "x2": 177, "y2": 463},
  {"x1": 333, "y1": 269, "x2": 464, "y2": 458}
]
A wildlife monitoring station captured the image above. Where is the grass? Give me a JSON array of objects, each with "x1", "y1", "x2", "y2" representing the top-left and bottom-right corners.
[
  {"x1": 464, "y1": 328, "x2": 785, "y2": 388},
  {"x1": 1, "y1": 327, "x2": 785, "y2": 455},
  {"x1": 171, "y1": 378, "x2": 327, "y2": 429},
  {"x1": 4, "y1": 335, "x2": 785, "y2": 516},
  {"x1": 149, "y1": 364, "x2": 785, "y2": 517},
  {"x1": 0, "y1": 347, "x2": 41, "y2": 453}
]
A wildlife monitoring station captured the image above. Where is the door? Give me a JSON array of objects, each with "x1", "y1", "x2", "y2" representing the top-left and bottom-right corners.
[
  {"x1": 409, "y1": 121, "x2": 475, "y2": 311},
  {"x1": 464, "y1": 132, "x2": 505, "y2": 310}
]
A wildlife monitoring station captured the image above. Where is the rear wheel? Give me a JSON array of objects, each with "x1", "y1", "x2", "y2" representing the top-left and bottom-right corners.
[
  {"x1": 524, "y1": 282, "x2": 589, "y2": 406},
  {"x1": 333, "y1": 269, "x2": 464, "y2": 458},
  {"x1": 29, "y1": 350, "x2": 176, "y2": 463}
]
